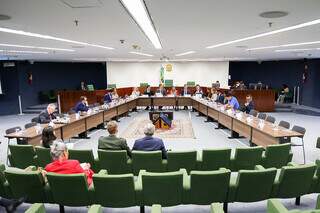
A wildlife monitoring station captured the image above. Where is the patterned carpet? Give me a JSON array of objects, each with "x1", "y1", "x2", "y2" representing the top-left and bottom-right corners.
[{"x1": 120, "y1": 118, "x2": 196, "y2": 139}]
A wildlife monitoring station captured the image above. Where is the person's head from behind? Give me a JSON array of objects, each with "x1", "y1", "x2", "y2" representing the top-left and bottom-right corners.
[
  {"x1": 80, "y1": 96, "x2": 87, "y2": 104},
  {"x1": 47, "y1": 104, "x2": 56, "y2": 114},
  {"x1": 144, "y1": 123, "x2": 155, "y2": 137},
  {"x1": 42, "y1": 126, "x2": 56, "y2": 144},
  {"x1": 226, "y1": 92, "x2": 233, "y2": 101},
  {"x1": 246, "y1": 94, "x2": 252, "y2": 103},
  {"x1": 50, "y1": 141, "x2": 68, "y2": 161},
  {"x1": 106, "y1": 121, "x2": 118, "y2": 135}
]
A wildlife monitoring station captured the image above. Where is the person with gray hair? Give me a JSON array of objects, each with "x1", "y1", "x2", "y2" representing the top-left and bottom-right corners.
[
  {"x1": 133, "y1": 123, "x2": 167, "y2": 159},
  {"x1": 38, "y1": 103, "x2": 57, "y2": 123},
  {"x1": 45, "y1": 141, "x2": 94, "y2": 185}
]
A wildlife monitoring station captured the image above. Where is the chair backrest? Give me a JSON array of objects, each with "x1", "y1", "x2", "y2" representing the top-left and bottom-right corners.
[
  {"x1": 93, "y1": 173, "x2": 136, "y2": 207},
  {"x1": 232, "y1": 147, "x2": 264, "y2": 171},
  {"x1": 141, "y1": 170, "x2": 184, "y2": 206},
  {"x1": 6, "y1": 126, "x2": 22, "y2": 134},
  {"x1": 68, "y1": 149, "x2": 96, "y2": 170},
  {"x1": 167, "y1": 151, "x2": 197, "y2": 173},
  {"x1": 46, "y1": 173, "x2": 92, "y2": 206},
  {"x1": 276, "y1": 164, "x2": 316, "y2": 198},
  {"x1": 201, "y1": 149, "x2": 232, "y2": 170},
  {"x1": 97, "y1": 150, "x2": 131, "y2": 174},
  {"x1": 249, "y1": 109, "x2": 258, "y2": 117},
  {"x1": 266, "y1": 116, "x2": 276, "y2": 124},
  {"x1": 9, "y1": 145, "x2": 36, "y2": 169},
  {"x1": 291, "y1": 125, "x2": 306, "y2": 138},
  {"x1": 258, "y1": 113, "x2": 267, "y2": 120},
  {"x1": 35, "y1": 146, "x2": 52, "y2": 168},
  {"x1": 278, "y1": 120, "x2": 290, "y2": 129},
  {"x1": 263, "y1": 143, "x2": 291, "y2": 168},
  {"x1": 25, "y1": 203, "x2": 46, "y2": 213},
  {"x1": 5, "y1": 169, "x2": 47, "y2": 203},
  {"x1": 189, "y1": 169, "x2": 231, "y2": 204},
  {"x1": 25, "y1": 122, "x2": 37, "y2": 129},
  {"x1": 233, "y1": 168, "x2": 277, "y2": 202},
  {"x1": 132, "y1": 151, "x2": 166, "y2": 175}
]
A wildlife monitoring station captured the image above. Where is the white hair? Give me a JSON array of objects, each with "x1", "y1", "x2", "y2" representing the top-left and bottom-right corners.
[
  {"x1": 144, "y1": 123, "x2": 155, "y2": 136},
  {"x1": 50, "y1": 141, "x2": 67, "y2": 161}
]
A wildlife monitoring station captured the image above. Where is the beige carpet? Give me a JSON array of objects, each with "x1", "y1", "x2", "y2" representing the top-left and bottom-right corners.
[{"x1": 120, "y1": 118, "x2": 196, "y2": 139}]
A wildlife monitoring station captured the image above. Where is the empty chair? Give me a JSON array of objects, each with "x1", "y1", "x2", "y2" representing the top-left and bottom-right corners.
[
  {"x1": 200, "y1": 149, "x2": 231, "y2": 171},
  {"x1": 8, "y1": 145, "x2": 37, "y2": 169},
  {"x1": 68, "y1": 149, "x2": 99, "y2": 172},
  {"x1": 25, "y1": 122, "x2": 37, "y2": 129},
  {"x1": 291, "y1": 125, "x2": 306, "y2": 164},
  {"x1": 249, "y1": 109, "x2": 258, "y2": 117},
  {"x1": 258, "y1": 113, "x2": 267, "y2": 120},
  {"x1": 278, "y1": 120, "x2": 290, "y2": 129},
  {"x1": 92, "y1": 171, "x2": 136, "y2": 207},
  {"x1": 25, "y1": 203, "x2": 46, "y2": 213},
  {"x1": 97, "y1": 150, "x2": 131, "y2": 174},
  {"x1": 232, "y1": 147, "x2": 264, "y2": 171},
  {"x1": 167, "y1": 151, "x2": 197, "y2": 173},
  {"x1": 266, "y1": 116, "x2": 276, "y2": 124},
  {"x1": 132, "y1": 151, "x2": 167, "y2": 175},
  {"x1": 262, "y1": 143, "x2": 291, "y2": 168},
  {"x1": 35, "y1": 146, "x2": 52, "y2": 168}
]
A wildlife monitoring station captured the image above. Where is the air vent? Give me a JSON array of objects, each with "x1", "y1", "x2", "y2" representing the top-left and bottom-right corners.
[
  {"x1": 60, "y1": 0, "x2": 102, "y2": 8},
  {"x1": 259, "y1": 11, "x2": 288, "y2": 18}
]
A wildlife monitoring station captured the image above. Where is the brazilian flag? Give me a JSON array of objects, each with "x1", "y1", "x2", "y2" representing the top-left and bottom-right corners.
[{"x1": 160, "y1": 66, "x2": 164, "y2": 84}]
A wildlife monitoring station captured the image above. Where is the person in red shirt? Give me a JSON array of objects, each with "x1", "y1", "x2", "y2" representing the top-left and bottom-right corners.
[{"x1": 45, "y1": 142, "x2": 94, "y2": 185}]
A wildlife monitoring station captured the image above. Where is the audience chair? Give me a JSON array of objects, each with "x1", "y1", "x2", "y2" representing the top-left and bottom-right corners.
[
  {"x1": 25, "y1": 203, "x2": 46, "y2": 213},
  {"x1": 291, "y1": 125, "x2": 306, "y2": 164},
  {"x1": 88, "y1": 205, "x2": 103, "y2": 213},
  {"x1": 97, "y1": 150, "x2": 131, "y2": 174},
  {"x1": 167, "y1": 151, "x2": 197, "y2": 173},
  {"x1": 262, "y1": 143, "x2": 291, "y2": 168},
  {"x1": 8, "y1": 145, "x2": 36, "y2": 169},
  {"x1": 266, "y1": 116, "x2": 276, "y2": 124},
  {"x1": 25, "y1": 122, "x2": 37, "y2": 129},
  {"x1": 200, "y1": 149, "x2": 232, "y2": 171},
  {"x1": 35, "y1": 146, "x2": 52, "y2": 168},
  {"x1": 132, "y1": 151, "x2": 167, "y2": 175},
  {"x1": 257, "y1": 113, "x2": 267, "y2": 120},
  {"x1": 249, "y1": 109, "x2": 258, "y2": 117},
  {"x1": 92, "y1": 170, "x2": 136, "y2": 207},
  {"x1": 68, "y1": 149, "x2": 99, "y2": 172},
  {"x1": 232, "y1": 147, "x2": 264, "y2": 171}
]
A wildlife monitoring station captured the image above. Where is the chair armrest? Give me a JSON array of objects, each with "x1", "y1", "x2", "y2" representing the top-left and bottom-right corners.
[
  {"x1": 151, "y1": 204, "x2": 162, "y2": 213},
  {"x1": 210, "y1": 203, "x2": 224, "y2": 213}
]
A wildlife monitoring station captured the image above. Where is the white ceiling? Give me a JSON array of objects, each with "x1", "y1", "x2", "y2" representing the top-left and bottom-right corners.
[{"x1": 0, "y1": 0, "x2": 320, "y2": 61}]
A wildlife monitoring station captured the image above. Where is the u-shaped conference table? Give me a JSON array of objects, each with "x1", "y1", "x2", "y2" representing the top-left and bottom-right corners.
[{"x1": 5, "y1": 96, "x2": 302, "y2": 147}]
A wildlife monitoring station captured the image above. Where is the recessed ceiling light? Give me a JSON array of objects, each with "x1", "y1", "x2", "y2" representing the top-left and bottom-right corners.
[
  {"x1": 206, "y1": 18, "x2": 320, "y2": 49},
  {"x1": 0, "y1": 50, "x2": 48, "y2": 54},
  {"x1": 259, "y1": 11, "x2": 288, "y2": 19},
  {"x1": 0, "y1": 27, "x2": 114, "y2": 50},
  {"x1": 119, "y1": 0, "x2": 162, "y2": 49},
  {"x1": 175, "y1": 51, "x2": 196, "y2": 56},
  {"x1": 0, "y1": 43, "x2": 74, "y2": 52},
  {"x1": 247, "y1": 40, "x2": 320, "y2": 51},
  {"x1": 129, "y1": 51, "x2": 153, "y2": 57}
]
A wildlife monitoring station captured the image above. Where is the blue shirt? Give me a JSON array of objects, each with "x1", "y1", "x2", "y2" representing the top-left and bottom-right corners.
[
  {"x1": 133, "y1": 136, "x2": 167, "y2": 159},
  {"x1": 74, "y1": 101, "x2": 89, "y2": 113},
  {"x1": 229, "y1": 96, "x2": 240, "y2": 110}
]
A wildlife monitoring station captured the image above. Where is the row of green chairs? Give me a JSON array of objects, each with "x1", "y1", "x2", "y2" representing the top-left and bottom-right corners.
[
  {"x1": 1, "y1": 162, "x2": 319, "y2": 212},
  {"x1": 25, "y1": 203, "x2": 102, "y2": 213},
  {"x1": 8, "y1": 143, "x2": 293, "y2": 174}
]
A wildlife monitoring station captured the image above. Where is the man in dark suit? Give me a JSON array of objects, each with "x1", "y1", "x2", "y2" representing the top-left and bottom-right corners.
[
  {"x1": 243, "y1": 94, "x2": 255, "y2": 114},
  {"x1": 74, "y1": 96, "x2": 89, "y2": 113},
  {"x1": 39, "y1": 104, "x2": 57, "y2": 124},
  {"x1": 133, "y1": 123, "x2": 167, "y2": 159},
  {"x1": 98, "y1": 121, "x2": 131, "y2": 157}
]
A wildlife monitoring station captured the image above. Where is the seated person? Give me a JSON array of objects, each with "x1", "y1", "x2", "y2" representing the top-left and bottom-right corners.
[
  {"x1": 41, "y1": 126, "x2": 57, "y2": 148},
  {"x1": 277, "y1": 84, "x2": 289, "y2": 103},
  {"x1": 0, "y1": 196, "x2": 26, "y2": 213},
  {"x1": 243, "y1": 94, "x2": 255, "y2": 114},
  {"x1": 39, "y1": 104, "x2": 57, "y2": 124},
  {"x1": 98, "y1": 121, "x2": 131, "y2": 157},
  {"x1": 133, "y1": 123, "x2": 167, "y2": 159},
  {"x1": 112, "y1": 88, "x2": 119, "y2": 100},
  {"x1": 45, "y1": 141, "x2": 94, "y2": 185},
  {"x1": 104, "y1": 91, "x2": 113, "y2": 104},
  {"x1": 74, "y1": 96, "x2": 89, "y2": 113},
  {"x1": 225, "y1": 92, "x2": 240, "y2": 110},
  {"x1": 131, "y1": 87, "x2": 140, "y2": 97},
  {"x1": 194, "y1": 84, "x2": 203, "y2": 97}
]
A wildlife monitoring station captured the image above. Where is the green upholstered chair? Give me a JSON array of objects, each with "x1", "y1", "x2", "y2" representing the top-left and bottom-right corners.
[
  {"x1": 46, "y1": 173, "x2": 93, "y2": 206},
  {"x1": 167, "y1": 151, "x2": 197, "y2": 173},
  {"x1": 88, "y1": 205, "x2": 103, "y2": 213},
  {"x1": 8, "y1": 145, "x2": 37, "y2": 169},
  {"x1": 137, "y1": 169, "x2": 187, "y2": 207},
  {"x1": 132, "y1": 151, "x2": 167, "y2": 176},
  {"x1": 34, "y1": 146, "x2": 52, "y2": 168},
  {"x1": 4, "y1": 169, "x2": 50, "y2": 203},
  {"x1": 151, "y1": 204, "x2": 162, "y2": 213},
  {"x1": 92, "y1": 170, "x2": 136, "y2": 207},
  {"x1": 97, "y1": 150, "x2": 131, "y2": 174},
  {"x1": 231, "y1": 146, "x2": 264, "y2": 171},
  {"x1": 200, "y1": 149, "x2": 232, "y2": 171},
  {"x1": 262, "y1": 143, "x2": 291, "y2": 168},
  {"x1": 68, "y1": 149, "x2": 99, "y2": 172},
  {"x1": 25, "y1": 203, "x2": 46, "y2": 213},
  {"x1": 211, "y1": 203, "x2": 225, "y2": 213},
  {"x1": 272, "y1": 163, "x2": 316, "y2": 204},
  {"x1": 228, "y1": 166, "x2": 277, "y2": 203},
  {"x1": 186, "y1": 169, "x2": 231, "y2": 206}
]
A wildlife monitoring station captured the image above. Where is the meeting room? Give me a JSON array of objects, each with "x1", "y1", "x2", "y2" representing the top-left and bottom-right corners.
[{"x1": 1, "y1": 0, "x2": 320, "y2": 213}]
